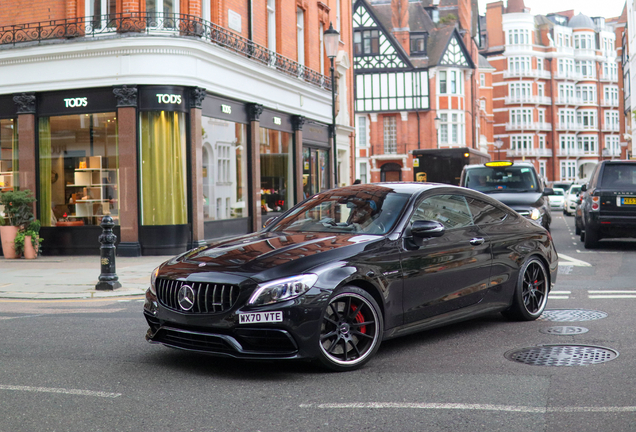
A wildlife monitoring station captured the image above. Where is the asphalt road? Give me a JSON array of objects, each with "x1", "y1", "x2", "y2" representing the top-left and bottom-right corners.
[{"x1": 1, "y1": 213, "x2": 636, "y2": 432}]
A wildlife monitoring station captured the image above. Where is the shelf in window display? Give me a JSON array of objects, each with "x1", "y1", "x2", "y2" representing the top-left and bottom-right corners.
[
  {"x1": 75, "y1": 168, "x2": 118, "y2": 171},
  {"x1": 66, "y1": 183, "x2": 114, "y2": 187}
]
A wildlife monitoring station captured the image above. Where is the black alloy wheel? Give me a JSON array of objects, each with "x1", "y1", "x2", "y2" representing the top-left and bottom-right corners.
[
  {"x1": 503, "y1": 257, "x2": 549, "y2": 321},
  {"x1": 317, "y1": 286, "x2": 383, "y2": 371}
]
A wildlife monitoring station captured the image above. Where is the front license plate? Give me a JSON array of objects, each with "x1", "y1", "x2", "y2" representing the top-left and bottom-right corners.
[
  {"x1": 238, "y1": 311, "x2": 283, "y2": 324},
  {"x1": 622, "y1": 197, "x2": 636, "y2": 205}
]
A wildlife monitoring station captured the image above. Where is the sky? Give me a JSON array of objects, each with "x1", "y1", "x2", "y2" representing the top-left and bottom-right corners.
[{"x1": 479, "y1": 0, "x2": 626, "y2": 19}]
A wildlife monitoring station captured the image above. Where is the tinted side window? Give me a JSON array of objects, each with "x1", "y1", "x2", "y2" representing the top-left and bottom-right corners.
[
  {"x1": 410, "y1": 194, "x2": 473, "y2": 229},
  {"x1": 465, "y1": 197, "x2": 509, "y2": 225}
]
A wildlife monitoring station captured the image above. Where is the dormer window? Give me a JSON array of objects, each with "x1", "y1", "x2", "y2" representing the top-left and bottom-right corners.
[
  {"x1": 354, "y1": 30, "x2": 380, "y2": 55},
  {"x1": 410, "y1": 33, "x2": 428, "y2": 55}
]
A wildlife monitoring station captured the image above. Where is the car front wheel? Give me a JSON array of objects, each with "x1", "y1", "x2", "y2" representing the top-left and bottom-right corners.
[
  {"x1": 503, "y1": 257, "x2": 549, "y2": 321},
  {"x1": 316, "y1": 286, "x2": 383, "y2": 372}
]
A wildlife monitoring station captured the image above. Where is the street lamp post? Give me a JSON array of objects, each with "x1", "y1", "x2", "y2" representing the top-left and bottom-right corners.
[
  {"x1": 494, "y1": 138, "x2": 504, "y2": 160},
  {"x1": 434, "y1": 116, "x2": 441, "y2": 148},
  {"x1": 324, "y1": 23, "x2": 340, "y2": 188}
]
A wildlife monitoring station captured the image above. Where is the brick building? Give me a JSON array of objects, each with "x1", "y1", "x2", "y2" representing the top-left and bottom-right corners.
[
  {"x1": 352, "y1": 0, "x2": 492, "y2": 184},
  {"x1": 0, "y1": 0, "x2": 354, "y2": 256},
  {"x1": 481, "y1": 0, "x2": 627, "y2": 184}
]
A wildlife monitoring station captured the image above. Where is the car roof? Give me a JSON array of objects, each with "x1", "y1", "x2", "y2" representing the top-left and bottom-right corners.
[
  {"x1": 462, "y1": 161, "x2": 536, "y2": 170},
  {"x1": 335, "y1": 182, "x2": 463, "y2": 195}
]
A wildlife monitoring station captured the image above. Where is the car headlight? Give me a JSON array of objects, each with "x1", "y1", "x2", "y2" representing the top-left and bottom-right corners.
[
  {"x1": 529, "y1": 208, "x2": 541, "y2": 220},
  {"x1": 150, "y1": 266, "x2": 160, "y2": 295},
  {"x1": 248, "y1": 274, "x2": 318, "y2": 306}
]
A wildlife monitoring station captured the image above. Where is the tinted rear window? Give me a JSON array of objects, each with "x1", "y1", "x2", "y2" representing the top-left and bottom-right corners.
[{"x1": 601, "y1": 164, "x2": 636, "y2": 188}]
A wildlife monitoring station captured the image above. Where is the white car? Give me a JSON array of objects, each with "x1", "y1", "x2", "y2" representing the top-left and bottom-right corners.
[
  {"x1": 548, "y1": 188, "x2": 565, "y2": 211},
  {"x1": 563, "y1": 184, "x2": 582, "y2": 216}
]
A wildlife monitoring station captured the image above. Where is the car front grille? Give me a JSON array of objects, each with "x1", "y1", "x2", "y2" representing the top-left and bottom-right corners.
[{"x1": 156, "y1": 278, "x2": 239, "y2": 314}]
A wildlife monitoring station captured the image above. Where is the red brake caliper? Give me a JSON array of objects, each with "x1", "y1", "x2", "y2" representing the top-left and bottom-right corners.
[{"x1": 351, "y1": 305, "x2": 367, "y2": 334}]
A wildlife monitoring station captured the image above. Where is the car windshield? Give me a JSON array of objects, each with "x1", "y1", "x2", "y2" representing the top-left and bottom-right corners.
[
  {"x1": 465, "y1": 166, "x2": 539, "y2": 193},
  {"x1": 568, "y1": 186, "x2": 581, "y2": 195},
  {"x1": 551, "y1": 189, "x2": 564, "y2": 196},
  {"x1": 269, "y1": 186, "x2": 410, "y2": 235},
  {"x1": 601, "y1": 164, "x2": 636, "y2": 189}
]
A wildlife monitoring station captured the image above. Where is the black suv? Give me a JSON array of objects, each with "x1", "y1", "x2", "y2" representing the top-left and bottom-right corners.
[
  {"x1": 581, "y1": 160, "x2": 636, "y2": 248},
  {"x1": 460, "y1": 161, "x2": 553, "y2": 231}
]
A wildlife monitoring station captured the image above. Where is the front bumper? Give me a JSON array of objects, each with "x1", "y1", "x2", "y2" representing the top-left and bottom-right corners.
[{"x1": 144, "y1": 288, "x2": 325, "y2": 360}]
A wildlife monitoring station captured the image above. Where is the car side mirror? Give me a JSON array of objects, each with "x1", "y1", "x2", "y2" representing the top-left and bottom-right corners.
[
  {"x1": 542, "y1": 187, "x2": 554, "y2": 196},
  {"x1": 411, "y1": 220, "x2": 445, "y2": 238},
  {"x1": 580, "y1": 184, "x2": 587, "y2": 192}
]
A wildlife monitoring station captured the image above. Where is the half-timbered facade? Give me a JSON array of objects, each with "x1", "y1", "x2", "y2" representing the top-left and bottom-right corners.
[{"x1": 353, "y1": 0, "x2": 491, "y2": 183}]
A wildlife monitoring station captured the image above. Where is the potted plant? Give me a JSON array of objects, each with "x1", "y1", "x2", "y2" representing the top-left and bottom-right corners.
[
  {"x1": 14, "y1": 220, "x2": 42, "y2": 259},
  {"x1": 0, "y1": 189, "x2": 36, "y2": 259}
]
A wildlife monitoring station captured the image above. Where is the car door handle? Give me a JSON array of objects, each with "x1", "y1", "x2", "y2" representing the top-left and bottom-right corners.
[{"x1": 470, "y1": 238, "x2": 485, "y2": 246}]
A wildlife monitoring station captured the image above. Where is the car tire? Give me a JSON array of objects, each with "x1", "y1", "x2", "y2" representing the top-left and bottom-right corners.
[
  {"x1": 502, "y1": 257, "x2": 549, "y2": 321},
  {"x1": 584, "y1": 227, "x2": 599, "y2": 249},
  {"x1": 315, "y1": 286, "x2": 383, "y2": 372}
]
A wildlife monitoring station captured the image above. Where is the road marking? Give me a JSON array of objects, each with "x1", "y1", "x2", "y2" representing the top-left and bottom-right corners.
[
  {"x1": 551, "y1": 291, "x2": 572, "y2": 295},
  {"x1": 0, "y1": 385, "x2": 121, "y2": 398},
  {"x1": 0, "y1": 314, "x2": 43, "y2": 320},
  {"x1": 588, "y1": 290, "x2": 636, "y2": 299},
  {"x1": 576, "y1": 250, "x2": 618, "y2": 254},
  {"x1": 299, "y1": 402, "x2": 636, "y2": 413},
  {"x1": 558, "y1": 254, "x2": 592, "y2": 267},
  {"x1": 549, "y1": 296, "x2": 570, "y2": 300}
]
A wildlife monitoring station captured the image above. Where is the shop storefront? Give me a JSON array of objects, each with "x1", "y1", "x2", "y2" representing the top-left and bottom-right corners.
[
  {"x1": 302, "y1": 121, "x2": 331, "y2": 198},
  {"x1": 37, "y1": 88, "x2": 121, "y2": 254},
  {"x1": 0, "y1": 95, "x2": 18, "y2": 194},
  {"x1": 200, "y1": 95, "x2": 250, "y2": 240},
  {"x1": 0, "y1": 86, "x2": 334, "y2": 256}
]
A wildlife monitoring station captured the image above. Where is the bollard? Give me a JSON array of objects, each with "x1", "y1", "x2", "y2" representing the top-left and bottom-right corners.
[{"x1": 95, "y1": 215, "x2": 122, "y2": 291}]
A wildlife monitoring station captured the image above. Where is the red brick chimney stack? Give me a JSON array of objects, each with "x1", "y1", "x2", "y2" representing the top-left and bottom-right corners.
[{"x1": 391, "y1": 0, "x2": 410, "y2": 54}]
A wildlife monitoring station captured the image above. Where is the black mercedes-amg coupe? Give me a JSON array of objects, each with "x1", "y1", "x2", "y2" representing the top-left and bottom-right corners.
[{"x1": 144, "y1": 183, "x2": 558, "y2": 371}]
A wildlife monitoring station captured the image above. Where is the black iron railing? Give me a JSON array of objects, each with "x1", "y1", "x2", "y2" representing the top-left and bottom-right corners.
[{"x1": 0, "y1": 13, "x2": 331, "y2": 90}]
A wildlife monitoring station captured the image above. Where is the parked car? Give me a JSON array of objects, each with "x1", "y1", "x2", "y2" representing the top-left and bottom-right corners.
[
  {"x1": 580, "y1": 160, "x2": 636, "y2": 248},
  {"x1": 575, "y1": 188, "x2": 585, "y2": 235},
  {"x1": 460, "y1": 161, "x2": 554, "y2": 231},
  {"x1": 564, "y1": 184, "x2": 582, "y2": 216},
  {"x1": 143, "y1": 183, "x2": 558, "y2": 371},
  {"x1": 548, "y1": 188, "x2": 565, "y2": 211}
]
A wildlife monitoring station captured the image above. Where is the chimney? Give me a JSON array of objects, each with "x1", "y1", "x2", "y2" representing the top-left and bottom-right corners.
[
  {"x1": 391, "y1": 0, "x2": 410, "y2": 54},
  {"x1": 506, "y1": 0, "x2": 526, "y2": 13},
  {"x1": 486, "y1": 2, "x2": 505, "y2": 49},
  {"x1": 458, "y1": 0, "x2": 471, "y2": 34}
]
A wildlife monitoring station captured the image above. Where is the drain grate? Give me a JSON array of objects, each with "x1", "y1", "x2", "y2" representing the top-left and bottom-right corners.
[
  {"x1": 538, "y1": 309, "x2": 608, "y2": 322},
  {"x1": 506, "y1": 345, "x2": 618, "y2": 366},
  {"x1": 540, "y1": 326, "x2": 589, "y2": 335}
]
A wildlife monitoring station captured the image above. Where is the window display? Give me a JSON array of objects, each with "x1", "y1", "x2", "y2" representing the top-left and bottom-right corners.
[
  {"x1": 0, "y1": 118, "x2": 18, "y2": 192},
  {"x1": 201, "y1": 116, "x2": 247, "y2": 221},
  {"x1": 139, "y1": 111, "x2": 187, "y2": 225},
  {"x1": 38, "y1": 113, "x2": 119, "y2": 227},
  {"x1": 260, "y1": 128, "x2": 294, "y2": 215},
  {"x1": 303, "y1": 147, "x2": 329, "y2": 198}
]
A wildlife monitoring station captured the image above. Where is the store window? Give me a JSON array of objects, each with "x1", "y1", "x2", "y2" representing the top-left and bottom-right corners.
[
  {"x1": 201, "y1": 116, "x2": 248, "y2": 221},
  {"x1": 0, "y1": 118, "x2": 18, "y2": 192},
  {"x1": 303, "y1": 147, "x2": 329, "y2": 198},
  {"x1": 261, "y1": 128, "x2": 294, "y2": 215},
  {"x1": 38, "y1": 113, "x2": 119, "y2": 227},
  {"x1": 139, "y1": 111, "x2": 187, "y2": 225}
]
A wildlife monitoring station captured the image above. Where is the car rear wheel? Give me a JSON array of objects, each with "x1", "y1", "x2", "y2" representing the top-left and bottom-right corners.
[
  {"x1": 502, "y1": 257, "x2": 549, "y2": 321},
  {"x1": 584, "y1": 227, "x2": 599, "y2": 249},
  {"x1": 316, "y1": 286, "x2": 383, "y2": 372}
]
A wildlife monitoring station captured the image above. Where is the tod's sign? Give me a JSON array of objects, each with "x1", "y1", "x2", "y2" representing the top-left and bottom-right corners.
[
  {"x1": 139, "y1": 86, "x2": 188, "y2": 113},
  {"x1": 64, "y1": 97, "x2": 88, "y2": 108}
]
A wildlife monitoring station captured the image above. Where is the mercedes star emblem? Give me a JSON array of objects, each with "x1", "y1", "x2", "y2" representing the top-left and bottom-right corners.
[{"x1": 178, "y1": 285, "x2": 195, "y2": 311}]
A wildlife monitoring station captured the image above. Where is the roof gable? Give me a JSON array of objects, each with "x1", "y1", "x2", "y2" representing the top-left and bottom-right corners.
[
  {"x1": 352, "y1": 0, "x2": 412, "y2": 71},
  {"x1": 436, "y1": 29, "x2": 475, "y2": 68}
]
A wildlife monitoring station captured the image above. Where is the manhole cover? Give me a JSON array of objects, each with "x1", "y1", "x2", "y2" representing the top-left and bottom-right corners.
[
  {"x1": 538, "y1": 309, "x2": 608, "y2": 322},
  {"x1": 506, "y1": 345, "x2": 618, "y2": 366},
  {"x1": 540, "y1": 326, "x2": 589, "y2": 335}
]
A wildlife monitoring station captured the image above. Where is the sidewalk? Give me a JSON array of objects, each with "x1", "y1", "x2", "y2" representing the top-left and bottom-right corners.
[{"x1": 0, "y1": 255, "x2": 172, "y2": 300}]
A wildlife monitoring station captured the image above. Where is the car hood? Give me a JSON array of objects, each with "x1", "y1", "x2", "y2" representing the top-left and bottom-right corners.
[
  {"x1": 167, "y1": 231, "x2": 381, "y2": 280},
  {"x1": 483, "y1": 192, "x2": 545, "y2": 209}
]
